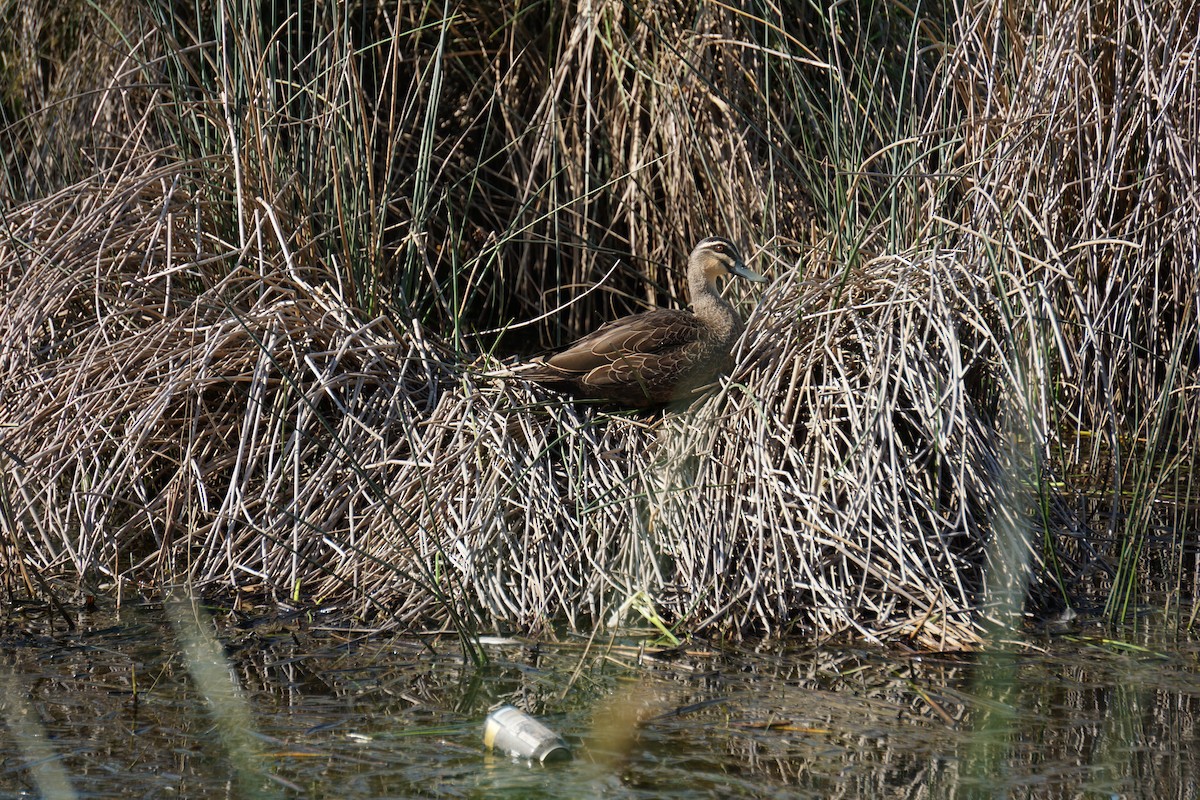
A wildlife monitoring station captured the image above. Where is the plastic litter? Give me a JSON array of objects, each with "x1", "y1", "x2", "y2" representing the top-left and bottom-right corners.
[{"x1": 482, "y1": 704, "x2": 572, "y2": 763}]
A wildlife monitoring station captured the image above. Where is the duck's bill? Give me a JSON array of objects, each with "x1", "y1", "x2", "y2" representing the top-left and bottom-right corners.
[{"x1": 732, "y1": 263, "x2": 768, "y2": 283}]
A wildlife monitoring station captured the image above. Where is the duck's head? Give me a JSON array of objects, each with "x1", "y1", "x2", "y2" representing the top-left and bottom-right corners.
[{"x1": 690, "y1": 236, "x2": 767, "y2": 289}]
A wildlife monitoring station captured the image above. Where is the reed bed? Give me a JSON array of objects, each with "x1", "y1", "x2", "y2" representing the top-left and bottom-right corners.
[{"x1": 1, "y1": 0, "x2": 1197, "y2": 646}]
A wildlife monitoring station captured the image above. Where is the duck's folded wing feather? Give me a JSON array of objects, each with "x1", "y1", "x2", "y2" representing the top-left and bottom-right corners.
[
  {"x1": 579, "y1": 348, "x2": 696, "y2": 391},
  {"x1": 546, "y1": 310, "x2": 703, "y2": 374}
]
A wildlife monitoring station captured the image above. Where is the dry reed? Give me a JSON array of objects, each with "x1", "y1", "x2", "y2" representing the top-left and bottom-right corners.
[{"x1": 1, "y1": 0, "x2": 1197, "y2": 646}]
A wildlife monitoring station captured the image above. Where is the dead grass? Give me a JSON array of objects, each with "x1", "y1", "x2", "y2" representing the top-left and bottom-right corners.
[
  {"x1": 0, "y1": 162, "x2": 1003, "y2": 647},
  {"x1": 1, "y1": 0, "x2": 1197, "y2": 645}
]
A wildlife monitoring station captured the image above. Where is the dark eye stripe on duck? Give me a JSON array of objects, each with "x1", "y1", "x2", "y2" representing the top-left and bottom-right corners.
[
  {"x1": 696, "y1": 236, "x2": 736, "y2": 255},
  {"x1": 513, "y1": 236, "x2": 768, "y2": 407}
]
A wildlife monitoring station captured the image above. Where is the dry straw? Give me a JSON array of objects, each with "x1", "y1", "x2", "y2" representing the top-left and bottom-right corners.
[
  {"x1": 0, "y1": 167, "x2": 999, "y2": 647},
  {"x1": 2, "y1": 0, "x2": 1197, "y2": 646}
]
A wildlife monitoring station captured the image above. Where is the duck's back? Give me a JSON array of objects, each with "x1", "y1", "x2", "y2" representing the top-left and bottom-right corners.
[{"x1": 523, "y1": 308, "x2": 731, "y2": 406}]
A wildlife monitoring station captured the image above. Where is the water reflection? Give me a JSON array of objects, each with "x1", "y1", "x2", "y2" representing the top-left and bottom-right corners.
[{"x1": 1, "y1": 604, "x2": 1198, "y2": 798}]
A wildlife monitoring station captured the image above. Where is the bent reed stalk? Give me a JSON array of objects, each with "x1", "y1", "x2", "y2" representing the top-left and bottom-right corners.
[{"x1": 1, "y1": 0, "x2": 1197, "y2": 646}]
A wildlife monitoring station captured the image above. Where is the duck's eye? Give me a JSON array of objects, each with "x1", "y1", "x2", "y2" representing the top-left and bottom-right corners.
[{"x1": 713, "y1": 243, "x2": 726, "y2": 253}]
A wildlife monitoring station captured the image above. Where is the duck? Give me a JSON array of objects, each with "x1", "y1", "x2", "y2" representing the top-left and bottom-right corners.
[{"x1": 510, "y1": 236, "x2": 766, "y2": 407}]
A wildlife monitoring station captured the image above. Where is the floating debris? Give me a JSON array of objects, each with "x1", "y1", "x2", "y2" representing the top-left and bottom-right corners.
[{"x1": 483, "y1": 705, "x2": 571, "y2": 763}]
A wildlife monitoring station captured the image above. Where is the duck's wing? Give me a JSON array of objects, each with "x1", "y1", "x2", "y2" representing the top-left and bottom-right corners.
[{"x1": 544, "y1": 309, "x2": 703, "y2": 376}]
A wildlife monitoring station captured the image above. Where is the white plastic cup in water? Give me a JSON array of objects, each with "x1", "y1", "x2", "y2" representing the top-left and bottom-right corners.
[{"x1": 482, "y1": 705, "x2": 571, "y2": 763}]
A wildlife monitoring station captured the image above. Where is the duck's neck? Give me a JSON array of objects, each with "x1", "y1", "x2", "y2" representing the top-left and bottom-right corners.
[{"x1": 689, "y1": 276, "x2": 742, "y2": 346}]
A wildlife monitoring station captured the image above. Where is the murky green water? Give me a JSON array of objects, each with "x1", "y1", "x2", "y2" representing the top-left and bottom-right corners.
[{"x1": 1, "y1": 604, "x2": 1198, "y2": 798}]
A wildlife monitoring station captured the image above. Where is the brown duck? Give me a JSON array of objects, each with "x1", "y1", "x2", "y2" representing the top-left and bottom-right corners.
[{"x1": 513, "y1": 236, "x2": 766, "y2": 407}]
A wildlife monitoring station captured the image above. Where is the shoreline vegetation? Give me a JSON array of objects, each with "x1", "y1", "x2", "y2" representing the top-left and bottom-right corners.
[{"x1": 1, "y1": 1, "x2": 1196, "y2": 648}]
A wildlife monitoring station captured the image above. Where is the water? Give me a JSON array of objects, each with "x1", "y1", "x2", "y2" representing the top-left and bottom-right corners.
[{"x1": 1, "y1": 604, "x2": 1198, "y2": 798}]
